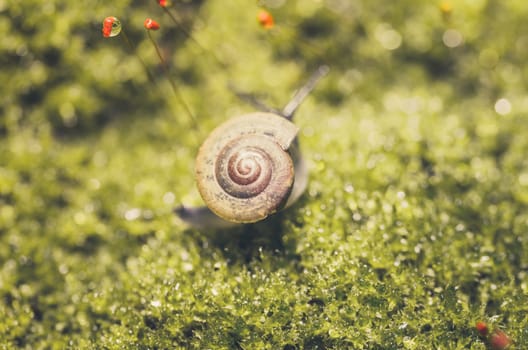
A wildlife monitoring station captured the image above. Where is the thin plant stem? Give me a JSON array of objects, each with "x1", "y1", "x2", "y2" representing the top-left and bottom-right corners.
[
  {"x1": 160, "y1": 5, "x2": 227, "y2": 68},
  {"x1": 120, "y1": 28, "x2": 157, "y2": 85},
  {"x1": 146, "y1": 30, "x2": 199, "y2": 132}
]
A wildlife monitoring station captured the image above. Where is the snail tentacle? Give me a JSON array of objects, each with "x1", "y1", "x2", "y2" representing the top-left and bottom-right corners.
[{"x1": 282, "y1": 65, "x2": 329, "y2": 119}]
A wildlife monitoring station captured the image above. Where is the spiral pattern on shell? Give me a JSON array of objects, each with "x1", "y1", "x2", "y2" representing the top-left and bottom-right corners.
[
  {"x1": 216, "y1": 140, "x2": 273, "y2": 198},
  {"x1": 195, "y1": 112, "x2": 299, "y2": 223}
]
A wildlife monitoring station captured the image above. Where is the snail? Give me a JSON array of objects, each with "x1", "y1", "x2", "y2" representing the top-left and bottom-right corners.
[{"x1": 175, "y1": 65, "x2": 329, "y2": 229}]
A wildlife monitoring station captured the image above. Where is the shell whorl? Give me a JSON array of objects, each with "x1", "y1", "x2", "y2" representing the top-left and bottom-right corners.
[{"x1": 195, "y1": 112, "x2": 299, "y2": 223}]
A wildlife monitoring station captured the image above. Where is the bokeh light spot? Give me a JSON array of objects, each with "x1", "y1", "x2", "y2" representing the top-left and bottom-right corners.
[
  {"x1": 494, "y1": 98, "x2": 511, "y2": 115},
  {"x1": 376, "y1": 25, "x2": 402, "y2": 50},
  {"x1": 442, "y1": 29, "x2": 463, "y2": 48}
]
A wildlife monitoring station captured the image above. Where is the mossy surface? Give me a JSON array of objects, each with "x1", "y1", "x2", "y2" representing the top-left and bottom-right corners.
[{"x1": 1, "y1": 0, "x2": 527, "y2": 348}]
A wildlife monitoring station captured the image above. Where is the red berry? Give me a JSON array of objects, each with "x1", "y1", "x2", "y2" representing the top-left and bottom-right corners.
[
  {"x1": 158, "y1": 0, "x2": 168, "y2": 7},
  {"x1": 475, "y1": 321, "x2": 489, "y2": 336},
  {"x1": 490, "y1": 330, "x2": 511, "y2": 350},
  {"x1": 257, "y1": 10, "x2": 274, "y2": 29},
  {"x1": 144, "y1": 18, "x2": 161, "y2": 31}
]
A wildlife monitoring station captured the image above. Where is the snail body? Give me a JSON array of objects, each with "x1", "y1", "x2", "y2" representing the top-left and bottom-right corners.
[{"x1": 176, "y1": 65, "x2": 328, "y2": 229}]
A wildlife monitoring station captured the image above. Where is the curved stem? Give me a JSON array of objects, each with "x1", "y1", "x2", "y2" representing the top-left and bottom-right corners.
[
  {"x1": 120, "y1": 29, "x2": 157, "y2": 85},
  {"x1": 146, "y1": 30, "x2": 199, "y2": 132},
  {"x1": 160, "y1": 5, "x2": 227, "y2": 68}
]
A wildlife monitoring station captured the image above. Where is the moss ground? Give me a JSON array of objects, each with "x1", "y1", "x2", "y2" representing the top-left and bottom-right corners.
[{"x1": 1, "y1": 0, "x2": 527, "y2": 348}]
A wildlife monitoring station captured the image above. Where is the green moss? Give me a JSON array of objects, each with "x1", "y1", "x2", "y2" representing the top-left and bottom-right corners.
[{"x1": 1, "y1": 0, "x2": 527, "y2": 348}]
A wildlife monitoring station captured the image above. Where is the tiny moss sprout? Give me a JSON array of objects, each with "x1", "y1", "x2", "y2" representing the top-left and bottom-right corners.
[
  {"x1": 475, "y1": 321, "x2": 512, "y2": 350},
  {"x1": 101, "y1": 16, "x2": 157, "y2": 85},
  {"x1": 101, "y1": 14, "x2": 197, "y2": 129},
  {"x1": 142, "y1": 17, "x2": 197, "y2": 129},
  {"x1": 143, "y1": 18, "x2": 161, "y2": 31},
  {"x1": 257, "y1": 9, "x2": 275, "y2": 30},
  {"x1": 475, "y1": 321, "x2": 489, "y2": 337},
  {"x1": 490, "y1": 330, "x2": 512, "y2": 350},
  {"x1": 102, "y1": 16, "x2": 122, "y2": 38}
]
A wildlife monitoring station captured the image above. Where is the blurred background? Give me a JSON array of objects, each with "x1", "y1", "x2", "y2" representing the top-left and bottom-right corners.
[
  {"x1": 1, "y1": 0, "x2": 528, "y2": 348},
  {"x1": 4, "y1": 0, "x2": 528, "y2": 134}
]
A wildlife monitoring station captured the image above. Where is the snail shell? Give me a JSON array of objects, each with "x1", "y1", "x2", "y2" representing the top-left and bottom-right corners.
[{"x1": 195, "y1": 112, "x2": 299, "y2": 224}]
